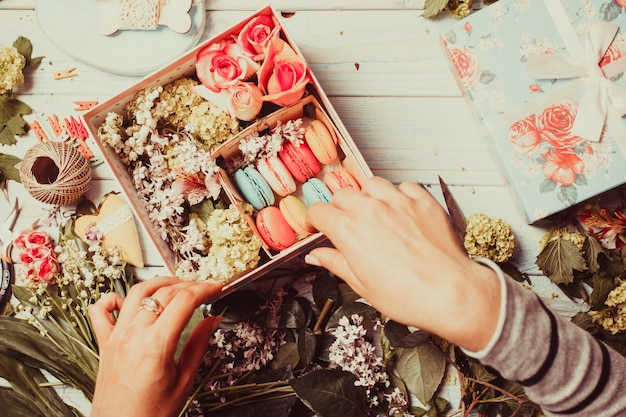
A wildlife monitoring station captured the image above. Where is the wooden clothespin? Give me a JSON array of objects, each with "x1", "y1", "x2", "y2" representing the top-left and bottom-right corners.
[
  {"x1": 53, "y1": 67, "x2": 77, "y2": 80},
  {"x1": 74, "y1": 100, "x2": 98, "y2": 111},
  {"x1": 47, "y1": 114, "x2": 63, "y2": 137},
  {"x1": 30, "y1": 120, "x2": 49, "y2": 142},
  {"x1": 62, "y1": 117, "x2": 79, "y2": 139},
  {"x1": 76, "y1": 117, "x2": 90, "y2": 141}
]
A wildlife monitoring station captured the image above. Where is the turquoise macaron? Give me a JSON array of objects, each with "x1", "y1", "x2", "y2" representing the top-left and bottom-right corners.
[
  {"x1": 302, "y1": 177, "x2": 333, "y2": 206},
  {"x1": 234, "y1": 166, "x2": 275, "y2": 210}
]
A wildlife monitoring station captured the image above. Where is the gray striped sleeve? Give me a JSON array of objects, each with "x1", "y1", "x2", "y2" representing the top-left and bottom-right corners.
[{"x1": 463, "y1": 258, "x2": 626, "y2": 416}]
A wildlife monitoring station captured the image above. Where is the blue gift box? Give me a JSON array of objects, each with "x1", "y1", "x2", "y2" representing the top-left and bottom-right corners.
[{"x1": 441, "y1": 0, "x2": 626, "y2": 223}]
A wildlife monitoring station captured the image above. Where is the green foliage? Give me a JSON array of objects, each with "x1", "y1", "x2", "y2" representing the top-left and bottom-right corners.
[
  {"x1": 535, "y1": 239, "x2": 587, "y2": 284},
  {"x1": 0, "y1": 95, "x2": 31, "y2": 145}
]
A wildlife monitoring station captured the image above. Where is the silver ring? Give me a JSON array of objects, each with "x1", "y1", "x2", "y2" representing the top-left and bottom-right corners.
[{"x1": 138, "y1": 296, "x2": 164, "y2": 316}]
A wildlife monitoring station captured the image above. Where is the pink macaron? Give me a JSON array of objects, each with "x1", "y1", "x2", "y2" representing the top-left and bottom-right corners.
[
  {"x1": 324, "y1": 168, "x2": 361, "y2": 193},
  {"x1": 257, "y1": 156, "x2": 297, "y2": 197},
  {"x1": 279, "y1": 141, "x2": 321, "y2": 183},
  {"x1": 256, "y1": 206, "x2": 296, "y2": 251},
  {"x1": 304, "y1": 118, "x2": 338, "y2": 165}
]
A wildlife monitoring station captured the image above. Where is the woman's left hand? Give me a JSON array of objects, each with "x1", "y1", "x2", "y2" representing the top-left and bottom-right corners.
[{"x1": 88, "y1": 276, "x2": 223, "y2": 417}]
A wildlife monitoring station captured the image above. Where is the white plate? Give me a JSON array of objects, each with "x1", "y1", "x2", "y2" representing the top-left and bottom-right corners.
[{"x1": 36, "y1": 0, "x2": 206, "y2": 76}]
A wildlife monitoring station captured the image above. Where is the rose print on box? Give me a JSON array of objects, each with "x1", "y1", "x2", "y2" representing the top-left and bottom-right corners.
[{"x1": 509, "y1": 98, "x2": 614, "y2": 206}]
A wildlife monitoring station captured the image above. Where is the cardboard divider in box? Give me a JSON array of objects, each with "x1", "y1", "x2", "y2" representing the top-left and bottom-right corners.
[
  {"x1": 82, "y1": 5, "x2": 373, "y2": 299},
  {"x1": 213, "y1": 94, "x2": 369, "y2": 258}
]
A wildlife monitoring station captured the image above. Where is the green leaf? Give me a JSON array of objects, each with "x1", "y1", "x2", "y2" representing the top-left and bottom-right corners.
[
  {"x1": 394, "y1": 343, "x2": 446, "y2": 405},
  {"x1": 0, "y1": 95, "x2": 32, "y2": 145},
  {"x1": 190, "y1": 199, "x2": 217, "y2": 223},
  {"x1": 13, "y1": 36, "x2": 43, "y2": 67},
  {"x1": 0, "y1": 316, "x2": 96, "y2": 401},
  {"x1": 0, "y1": 153, "x2": 21, "y2": 182},
  {"x1": 535, "y1": 239, "x2": 587, "y2": 285},
  {"x1": 297, "y1": 327, "x2": 317, "y2": 366},
  {"x1": 290, "y1": 369, "x2": 368, "y2": 417},
  {"x1": 589, "y1": 272, "x2": 618, "y2": 310},
  {"x1": 326, "y1": 301, "x2": 377, "y2": 331},
  {"x1": 312, "y1": 270, "x2": 339, "y2": 311},
  {"x1": 384, "y1": 320, "x2": 431, "y2": 348},
  {"x1": 272, "y1": 342, "x2": 299, "y2": 370},
  {"x1": 279, "y1": 297, "x2": 309, "y2": 330},
  {"x1": 176, "y1": 307, "x2": 204, "y2": 360},
  {"x1": 0, "y1": 360, "x2": 79, "y2": 417},
  {"x1": 422, "y1": 0, "x2": 449, "y2": 18}
]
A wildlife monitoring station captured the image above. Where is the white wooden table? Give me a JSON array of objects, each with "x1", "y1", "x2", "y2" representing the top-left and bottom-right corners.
[{"x1": 0, "y1": 1, "x2": 586, "y2": 409}]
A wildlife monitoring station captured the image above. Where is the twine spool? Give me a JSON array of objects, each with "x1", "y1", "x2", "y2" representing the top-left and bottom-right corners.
[{"x1": 19, "y1": 141, "x2": 92, "y2": 206}]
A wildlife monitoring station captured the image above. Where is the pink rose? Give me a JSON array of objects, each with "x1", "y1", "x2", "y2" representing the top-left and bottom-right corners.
[
  {"x1": 237, "y1": 14, "x2": 281, "y2": 60},
  {"x1": 35, "y1": 255, "x2": 59, "y2": 284},
  {"x1": 537, "y1": 99, "x2": 578, "y2": 142},
  {"x1": 227, "y1": 82, "x2": 264, "y2": 121},
  {"x1": 196, "y1": 39, "x2": 260, "y2": 93},
  {"x1": 28, "y1": 245, "x2": 52, "y2": 260},
  {"x1": 448, "y1": 46, "x2": 481, "y2": 90},
  {"x1": 542, "y1": 148, "x2": 585, "y2": 187},
  {"x1": 600, "y1": 44, "x2": 624, "y2": 67},
  {"x1": 13, "y1": 230, "x2": 51, "y2": 251},
  {"x1": 509, "y1": 115, "x2": 541, "y2": 155},
  {"x1": 257, "y1": 36, "x2": 310, "y2": 107}
]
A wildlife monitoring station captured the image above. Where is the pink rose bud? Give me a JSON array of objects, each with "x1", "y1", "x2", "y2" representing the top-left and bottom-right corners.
[
  {"x1": 237, "y1": 14, "x2": 281, "y2": 60},
  {"x1": 25, "y1": 231, "x2": 51, "y2": 248},
  {"x1": 227, "y1": 82, "x2": 264, "y2": 121},
  {"x1": 196, "y1": 39, "x2": 260, "y2": 93}
]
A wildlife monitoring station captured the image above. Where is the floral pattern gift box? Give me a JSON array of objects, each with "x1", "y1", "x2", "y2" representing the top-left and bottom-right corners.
[
  {"x1": 83, "y1": 6, "x2": 372, "y2": 299},
  {"x1": 441, "y1": 0, "x2": 626, "y2": 223}
]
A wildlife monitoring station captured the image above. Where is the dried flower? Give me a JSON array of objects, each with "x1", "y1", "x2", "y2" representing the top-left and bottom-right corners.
[
  {"x1": 537, "y1": 226, "x2": 585, "y2": 251},
  {"x1": 463, "y1": 213, "x2": 515, "y2": 263},
  {"x1": 590, "y1": 279, "x2": 626, "y2": 334},
  {"x1": 0, "y1": 45, "x2": 25, "y2": 94}
]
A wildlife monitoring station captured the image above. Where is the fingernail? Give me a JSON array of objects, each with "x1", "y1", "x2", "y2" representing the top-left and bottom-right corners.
[{"x1": 304, "y1": 253, "x2": 321, "y2": 266}]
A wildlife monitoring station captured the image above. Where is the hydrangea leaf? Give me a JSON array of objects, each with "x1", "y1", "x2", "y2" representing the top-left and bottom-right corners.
[
  {"x1": 0, "y1": 95, "x2": 32, "y2": 145},
  {"x1": 0, "y1": 153, "x2": 22, "y2": 183},
  {"x1": 290, "y1": 369, "x2": 368, "y2": 417},
  {"x1": 422, "y1": 0, "x2": 449, "y2": 18},
  {"x1": 394, "y1": 343, "x2": 446, "y2": 405},
  {"x1": 535, "y1": 239, "x2": 587, "y2": 285},
  {"x1": 13, "y1": 36, "x2": 43, "y2": 66}
]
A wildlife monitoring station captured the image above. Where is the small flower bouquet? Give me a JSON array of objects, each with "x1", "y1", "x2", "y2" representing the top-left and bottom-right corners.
[
  {"x1": 86, "y1": 6, "x2": 371, "y2": 293},
  {"x1": 0, "y1": 200, "x2": 133, "y2": 417}
]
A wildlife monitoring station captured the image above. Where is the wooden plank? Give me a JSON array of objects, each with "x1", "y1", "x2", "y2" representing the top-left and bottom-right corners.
[
  {"x1": 1, "y1": 0, "x2": 428, "y2": 11},
  {"x1": 1, "y1": 10, "x2": 460, "y2": 97}
]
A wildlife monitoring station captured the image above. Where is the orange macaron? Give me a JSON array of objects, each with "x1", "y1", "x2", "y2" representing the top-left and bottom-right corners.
[
  {"x1": 323, "y1": 168, "x2": 361, "y2": 193},
  {"x1": 256, "y1": 206, "x2": 296, "y2": 251}
]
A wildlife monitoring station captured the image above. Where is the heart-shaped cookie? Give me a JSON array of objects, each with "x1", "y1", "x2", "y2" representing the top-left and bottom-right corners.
[{"x1": 74, "y1": 194, "x2": 145, "y2": 267}]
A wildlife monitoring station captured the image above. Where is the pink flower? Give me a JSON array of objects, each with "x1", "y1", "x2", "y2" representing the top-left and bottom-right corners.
[
  {"x1": 464, "y1": 22, "x2": 472, "y2": 34},
  {"x1": 14, "y1": 230, "x2": 51, "y2": 251},
  {"x1": 236, "y1": 14, "x2": 281, "y2": 60},
  {"x1": 172, "y1": 169, "x2": 221, "y2": 205},
  {"x1": 536, "y1": 98, "x2": 580, "y2": 144},
  {"x1": 257, "y1": 36, "x2": 310, "y2": 106},
  {"x1": 196, "y1": 39, "x2": 260, "y2": 93},
  {"x1": 600, "y1": 43, "x2": 624, "y2": 67},
  {"x1": 509, "y1": 115, "x2": 541, "y2": 155},
  {"x1": 529, "y1": 84, "x2": 542, "y2": 92},
  {"x1": 35, "y1": 255, "x2": 59, "y2": 284},
  {"x1": 542, "y1": 148, "x2": 585, "y2": 187},
  {"x1": 85, "y1": 228, "x2": 103, "y2": 243},
  {"x1": 227, "y1": 82, "x2": 264, "y2": 121},
  {"x1": 447, "y1": 46, "x2": 481, "y2": 90}
]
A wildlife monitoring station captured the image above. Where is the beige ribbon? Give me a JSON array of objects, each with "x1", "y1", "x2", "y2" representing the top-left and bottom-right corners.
[{"x1": 527, "y1": 16, "x2": 626, "y2": 142}]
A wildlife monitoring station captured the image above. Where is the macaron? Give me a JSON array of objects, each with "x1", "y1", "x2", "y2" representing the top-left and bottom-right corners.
[
  {"x1": 257, "y1": 156, "x2": 297, "y2": 197},
  {"x1": 324, "y1": 168, "x2": 361, "y2": 193},
  {"x1": 255, "y1": 206, "x2": 296, "y2": 251},
  {"x1": 279, "y1": 141, "x2": 321, "y2": 183},
  {"x1": 279, "y1": 195, "x2": 316, "y2": 237},
  {"x1": 234, "y1": 166, "x2": 275, "y2": 210},
  {"x1": 304, "y1": 118, "x2": 338, "y2": 164},
  {"x1": 302, "y1": 177, "x2": 333, "y2": 206}
]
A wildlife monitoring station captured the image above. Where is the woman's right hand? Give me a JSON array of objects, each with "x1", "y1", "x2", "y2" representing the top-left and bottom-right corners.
[{"x1": 305, "y1": 176, "x2": 501, "y2": 352}]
